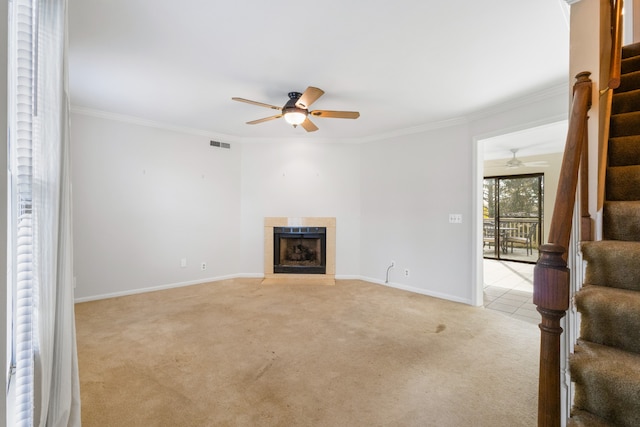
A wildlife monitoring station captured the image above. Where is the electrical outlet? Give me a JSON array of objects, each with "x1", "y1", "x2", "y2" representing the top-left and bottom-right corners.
[
  {"x1": 181, "y1": 258, "x2": 187, "y2": 268},
  {"x1": 448, "y1": 214, "x2": 463, "y2": 224},
  {"x1": 404, "y1": 269, "x2": 410, "y2": 277},
  {"x1": 201, "y1": 262, "x2": 207, "y2": 271},
  {"x1": 391, "y1": 260, "x2": 396, "y2": 267}
]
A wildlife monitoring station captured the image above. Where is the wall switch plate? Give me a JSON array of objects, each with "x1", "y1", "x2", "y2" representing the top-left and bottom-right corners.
[{"x1": 449, "y1": 214, "x2": 463, "y2": 224}]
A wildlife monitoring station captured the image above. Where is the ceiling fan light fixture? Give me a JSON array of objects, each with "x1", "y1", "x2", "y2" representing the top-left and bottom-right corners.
[{"x1": 283, "y1": 108, "x2": 307, "y2": 125}]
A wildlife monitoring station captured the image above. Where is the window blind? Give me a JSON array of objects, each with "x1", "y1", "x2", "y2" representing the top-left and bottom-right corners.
[{"x1": 9, "y1": 0, "x2": 36, "y2": 425}]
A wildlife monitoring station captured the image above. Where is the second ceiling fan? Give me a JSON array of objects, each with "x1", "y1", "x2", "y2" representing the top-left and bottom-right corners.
[
  {"x1": 506, "y1": 149, "x2": 549, "y2": 168},
  {"x1": 232, "y1": 86, "x2": 360, "y2": 132}
]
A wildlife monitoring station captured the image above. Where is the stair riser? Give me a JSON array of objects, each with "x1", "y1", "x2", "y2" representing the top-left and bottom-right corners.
[
  {"x1": 617, "y1": 72, "x2": 640, "y2": 94},
  {"x1": 567, "y1": 410, "x2": 615, "y2": 426},
  {"x1": 610, "y1": 113, "x2": 640, "y2": 137},
  {"x1": 612, "y1": 91, "x2": 640, "y2": 114},
  {"x1": 603, "y1": 202, "x2": 640, "y2": 241},
  {"x1": 581, "y1": 242, "x2": 640, "y2": 291},
  {"x1": 608, "y1": 137, "x2": 640, "y2": 167},
  {"x1": 622, "y1": 44, "x2": 640, "y2": 59},
  {"x1": 621, "y1": 56, "x2": 640, "y2": 74},
  {"x1": 573, "y1": 386, "x2": 640, "y2": 427},
  {"x1": 570, "y1": 341, "x2": 640, "y2": 426},
  {"x1": 606, "y1": 166, "x2": 640, "y2": 201},
  {"x1": 576, "y1": 290, "x2": 640, "y2": 355}
]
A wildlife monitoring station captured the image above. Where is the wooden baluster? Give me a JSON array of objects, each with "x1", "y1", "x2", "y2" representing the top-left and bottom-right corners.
[{"x1": 580, "y1": 126, "x2": 592, "y2": 241}]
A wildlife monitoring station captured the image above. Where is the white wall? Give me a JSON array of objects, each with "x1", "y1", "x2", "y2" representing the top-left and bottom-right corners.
[
  {"x1": 239, "y1": 141, "x2": 361, "y2": 276},
  {"x1": 70, "y1": 85, "x2": 568, "y2": 304},
  {"x1": 71, "y1": 112, "x2": 242, "y2": 300},
  {"x1": 359, "y1": 124, "x2": 475, "y2": 303}
]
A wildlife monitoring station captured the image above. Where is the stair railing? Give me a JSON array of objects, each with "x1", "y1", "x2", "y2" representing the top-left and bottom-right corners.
[
  {"x1": 534, "y1": 71, "x2": 592, "y2": 427},
  {"x1": 598, "y1": 0, "x2": 624, "y2": 214}
]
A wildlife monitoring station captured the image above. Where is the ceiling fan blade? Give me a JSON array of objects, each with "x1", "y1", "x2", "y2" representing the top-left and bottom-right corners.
[
  {"x1": 247, "y1": 114, "x2": 283, "y2": 125},
  {"x1": 295, "y1": 87, "x2": 324, "y2": 109},
  {"x1": 232, "y1": 97, "x2": 282, "y2": 111},
  {"x1": 300, "y1": 117, "x2": 319, "y2": 132},
  {"x1": 523, "y1": 161, "x2": 550, "y2": 167},
  {"x1": 310, "y1": 110, "x2": 360, "y2": 119}
]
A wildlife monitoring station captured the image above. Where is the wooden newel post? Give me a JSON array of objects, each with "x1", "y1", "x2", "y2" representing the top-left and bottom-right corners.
[{"x1": 534, "y1": 243, "x2": 570, "y2": 427}]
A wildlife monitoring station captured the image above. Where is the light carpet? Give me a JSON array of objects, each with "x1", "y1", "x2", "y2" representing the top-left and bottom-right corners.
[{"x1": 75, "y1": 278, "x2": 539, "y2": 426}]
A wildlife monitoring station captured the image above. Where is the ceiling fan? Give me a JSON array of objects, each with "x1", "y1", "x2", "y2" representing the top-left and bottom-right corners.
[
  {"x1": 232, "y1": 86, "x2": 360, "y2": 132},
  {"x1": 506, "y1": 148, "x2": 549, "y2": 168}
]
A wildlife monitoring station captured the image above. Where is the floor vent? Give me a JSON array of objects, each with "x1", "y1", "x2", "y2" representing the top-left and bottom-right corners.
[{"x1": 210, "y1": 140, "x2": 231, "y2": 149}]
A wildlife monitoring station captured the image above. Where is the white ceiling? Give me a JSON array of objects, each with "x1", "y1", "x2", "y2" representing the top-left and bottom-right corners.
[
  {"x1": 68, "y1": 0, "x2": 570, "y2": 143},
  {"x1": 481, "y1": 120, "x2": 568, "y2": 161}
]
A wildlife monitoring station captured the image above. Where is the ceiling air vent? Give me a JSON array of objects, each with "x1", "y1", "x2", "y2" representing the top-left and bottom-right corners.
[{"x1": 210, "y1": 140, "x2": 231, "y2": 149}]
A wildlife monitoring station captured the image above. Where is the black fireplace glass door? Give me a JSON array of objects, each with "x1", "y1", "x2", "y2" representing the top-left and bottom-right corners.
[{"x1": 273, "y1": 227, "x2": 326, "y2": 274}]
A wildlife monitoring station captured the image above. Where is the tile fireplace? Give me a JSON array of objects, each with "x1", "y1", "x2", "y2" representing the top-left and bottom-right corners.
[{"x1": 263, "y1": 217, "x2": 336, "y2": 285}]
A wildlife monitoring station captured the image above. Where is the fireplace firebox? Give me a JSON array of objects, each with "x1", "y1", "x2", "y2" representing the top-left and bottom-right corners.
[{"x1": 273, "y1": 227, "x2": 326, "y2": 274}]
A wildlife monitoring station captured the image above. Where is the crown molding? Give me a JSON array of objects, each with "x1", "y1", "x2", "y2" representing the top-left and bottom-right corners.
[
  {"x1": 355, "y1": 116, "x2": 469, "y2": 144},
  {"x1": 467, "y1": 81, "x2": 569, "y2": 123},
  {"x1": 70, "y1": 106, "x2": 243, "y2": 144}
]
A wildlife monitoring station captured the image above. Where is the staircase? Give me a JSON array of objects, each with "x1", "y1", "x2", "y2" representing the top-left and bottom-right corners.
[{"x1": 568, "y1": 42, "x2": 640, "y2": 426}]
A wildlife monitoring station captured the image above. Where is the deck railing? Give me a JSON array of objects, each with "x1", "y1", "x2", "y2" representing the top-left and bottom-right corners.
[{"x1": 484, "y1": 218, "x2": 540, "y2": 249}]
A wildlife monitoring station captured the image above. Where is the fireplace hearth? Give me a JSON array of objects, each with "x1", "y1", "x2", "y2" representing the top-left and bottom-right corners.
[{"x1": 274, "y1": 227, "x2": 326, "y2": 274}]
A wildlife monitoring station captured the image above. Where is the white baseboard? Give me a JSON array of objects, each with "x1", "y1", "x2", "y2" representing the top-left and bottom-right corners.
[
  {"x1": 75, "y1": 273, "x2": 472, "y2": 306},
  {"x1": 74, "y1": 273, "x2": 247, "y2": 303},
  {"x1": 357, "y1": 275, "x2": 473, "y2": 305}
]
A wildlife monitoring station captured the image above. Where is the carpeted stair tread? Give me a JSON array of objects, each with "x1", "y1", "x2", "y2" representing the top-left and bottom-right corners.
[
  {"x1": 568, "y1": 409, "x2": 618, "y2": 427},
  {"x1": 570, "y1": 340, "x2": 640, "y2": 427},
  {"x1": 616, "y1": 71, "x2": 640, "y2": 94},
  {"x1": 581, "y1": 241, "x2": 640, "y2": 291},
  {"x1": 622, "y1": 42, "x2": 640, "y2": 59},
  {"x1": 608, "y1": 136, "x2": 640, "y2": 166},
  {"x1": 610, "y1": 111, "x2": 640, "y2": 137},
  {"x1": 606, "y1": 165, "x2": 640, "y2": 200},
  {"x1": 575, "y1": 285, "x2": 640, "y2": 354},
  {"x1": 621, "y1": 55, "x2": 640, "y2": 75},
  {"x1": 612, "y1": 88, "x2": 640, "y2": 114},
  {"x1": 603, "y1": 201, "x2": 640, "y2": 241}
]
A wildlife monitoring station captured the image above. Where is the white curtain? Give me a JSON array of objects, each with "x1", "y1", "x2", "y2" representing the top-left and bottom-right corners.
[{"x1": 8, "y1": 0, "x2": 81, "y2": 425}]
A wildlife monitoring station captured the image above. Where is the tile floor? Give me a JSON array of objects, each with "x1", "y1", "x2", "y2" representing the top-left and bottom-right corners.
[{"x1": 483, "y1": 259, "x2": 539, "y2": 325}]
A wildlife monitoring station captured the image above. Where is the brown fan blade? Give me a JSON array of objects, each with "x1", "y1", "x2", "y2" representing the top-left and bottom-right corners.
[
  {"x1": 300, "y1": 117, "x2": 319, "y2": 132},
  {"x1": 232, "y1": 97, "x2": 282, "y2": 111},
  {"x1": 247, "y1": 114, "x2": 282, "y2": 125},
  {"x1": 295, "y1": 87, "x2": 324, "y2": 109},
  {"x1": 310, "y1": 110, "x2": 360, "y2": 119}
]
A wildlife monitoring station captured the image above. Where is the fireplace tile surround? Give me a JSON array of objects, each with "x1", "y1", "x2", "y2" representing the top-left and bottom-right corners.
[{"x1": 263, "y1": 217, "x2": 336, "y2": 286}]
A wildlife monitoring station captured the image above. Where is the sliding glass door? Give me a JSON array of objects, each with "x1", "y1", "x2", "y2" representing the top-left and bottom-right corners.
[{"x1": 483, "y1": 174, "x2": 543, "y2": 263}]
